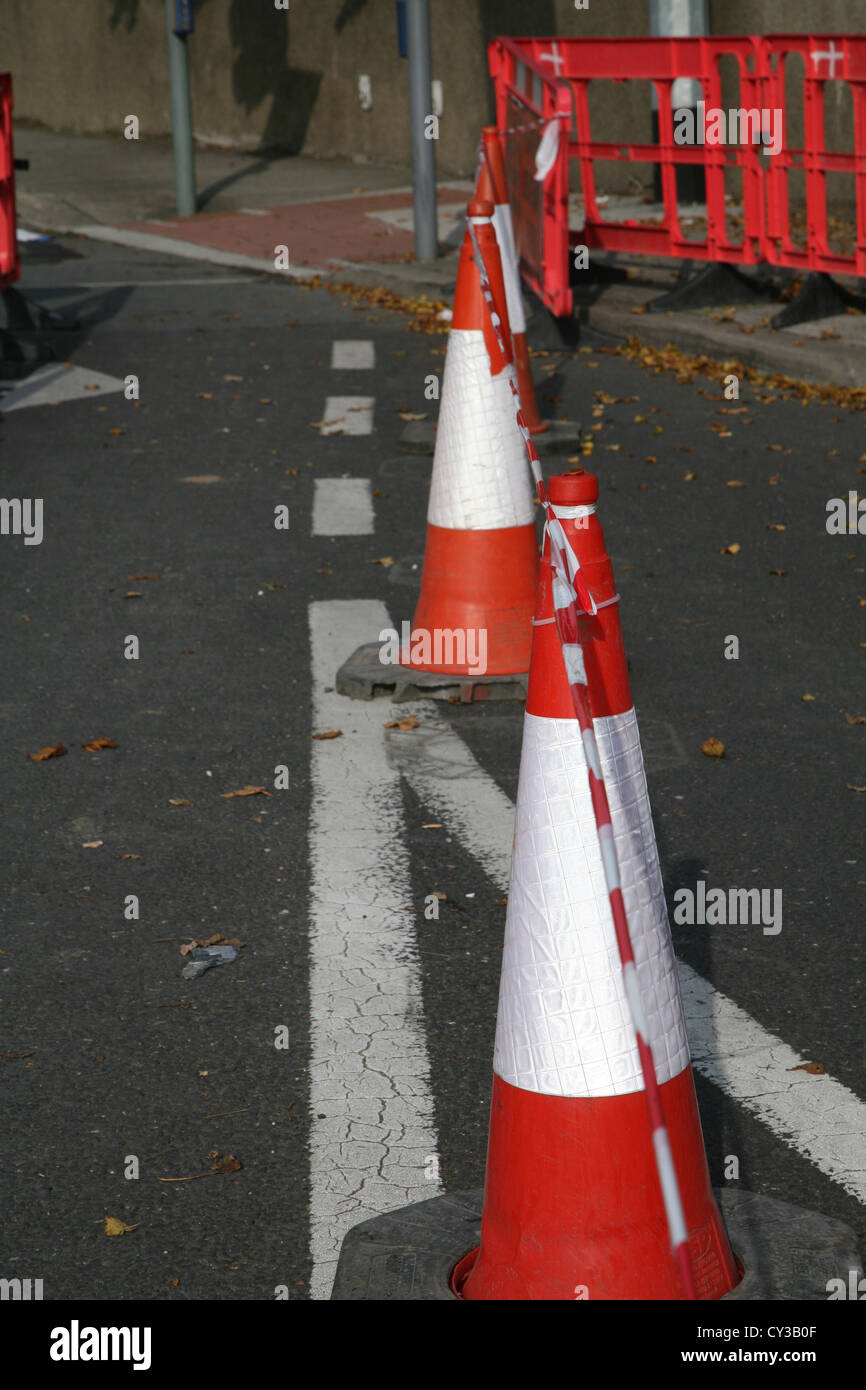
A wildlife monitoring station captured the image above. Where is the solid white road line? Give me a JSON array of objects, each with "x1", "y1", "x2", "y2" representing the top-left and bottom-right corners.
[
  {"x1": 312, "y1": 478, "x2": 374, "y2": 536},
  {"x1": 320, "y1": 395, "x2": 374, "y2": 436},
  {"x1": 307, "y1": 600, "x2": 441, "y2": 1301},
  {"x1": 330, "y1": 340, "x2": 375, "y2": 370},
  {"x1": 392, "y1": 703, "x2": 866, "y2": 1206},
  {"x1": 680, "y1": 965, "x2": 866, "y2": 1206}
]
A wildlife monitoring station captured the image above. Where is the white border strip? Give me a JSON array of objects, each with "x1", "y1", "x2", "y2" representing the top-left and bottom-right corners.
[{"x1": 307, "y1": 602, "x2": 440, "y2": 1300}]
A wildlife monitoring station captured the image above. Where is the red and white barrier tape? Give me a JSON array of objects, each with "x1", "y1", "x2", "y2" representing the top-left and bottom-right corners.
[{"x1": 466, "y1": 214, "x2": 698, "y2": 1301}]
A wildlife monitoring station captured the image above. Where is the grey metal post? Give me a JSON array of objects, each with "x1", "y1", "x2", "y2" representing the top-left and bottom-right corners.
[
  {"x1": 164, "y1": 0, "x2": 196, "y2": 217},
  {"x1": 405, "y1": 0, "x2": 437, "y2": 262}
]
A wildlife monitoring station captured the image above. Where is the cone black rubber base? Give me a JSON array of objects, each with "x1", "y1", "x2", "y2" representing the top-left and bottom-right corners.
[
  {"x1": 335, "y1": 642, "x2": 528, "y2": 703},
  {"x1": 330, "y1": 1188, "x2": 864, "y2": 1301}
]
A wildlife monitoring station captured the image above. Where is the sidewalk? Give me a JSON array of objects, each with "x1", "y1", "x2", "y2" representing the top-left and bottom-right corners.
[{"x1": 12, "y1": 127, "x2": 866, "y2": 387}]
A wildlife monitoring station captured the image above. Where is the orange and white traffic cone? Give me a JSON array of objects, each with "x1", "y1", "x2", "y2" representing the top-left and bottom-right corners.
[
  {"x1": 481, "y1": 125, "x2": 547, "y2": 435},
  {"x1": 403, "y1": 198, "x2": 537, "y2": 679},
  {"x1": 453, "y1": 469, "x2": 739, "y2": 1300}
]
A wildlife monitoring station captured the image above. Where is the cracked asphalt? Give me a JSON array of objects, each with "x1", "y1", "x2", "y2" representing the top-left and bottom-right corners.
[{"x1": 1, "y1": 231, "x2": 863, "y2": 1301}]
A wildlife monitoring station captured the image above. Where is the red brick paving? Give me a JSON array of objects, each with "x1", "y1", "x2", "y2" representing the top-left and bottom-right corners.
[{"x1": 124, "y1": 187, "x2": 468, "y2": 268}]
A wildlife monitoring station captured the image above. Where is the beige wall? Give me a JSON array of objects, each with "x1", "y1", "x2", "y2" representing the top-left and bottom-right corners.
[{"x1": 2, "y1": 0, "x2": 864, "y2": 185}]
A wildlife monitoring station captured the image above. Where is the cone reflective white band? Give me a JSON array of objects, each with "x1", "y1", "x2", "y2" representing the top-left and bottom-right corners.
[
  {"x1": 493, "y1": 710, "x2": 690, "y2": 1098},
  {"x1": 427, "y1": 329, "x2": 534, "y2": 531}
]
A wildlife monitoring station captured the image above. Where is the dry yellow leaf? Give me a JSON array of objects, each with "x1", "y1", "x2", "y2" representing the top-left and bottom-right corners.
[
  {"x1": 312, "y1": 730, "x2": 343, "y2": 740},
  {"x1": 720, "y1": 543, "x2": 741, "y2": 555},
  {"x1": 104, "y1": 1215, "x2": 138, "y2": 1237},
  {"x1": 219, "y1": 785, "x2": 274, "y2": 798},
  {"x1": 701, "y1": 738, "x2": 725, "y2": 758},
  {"x1": 384, "y1": 716, "x2": 419, "y2": 731}
]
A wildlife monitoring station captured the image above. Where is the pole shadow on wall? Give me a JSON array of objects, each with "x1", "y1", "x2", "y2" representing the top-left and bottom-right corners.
[{"x1": 109, "y1": 0, "x2": 322, "y2": 207}]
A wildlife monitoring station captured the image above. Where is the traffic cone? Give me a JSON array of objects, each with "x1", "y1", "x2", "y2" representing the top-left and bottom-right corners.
[
  {"x1": 403, "y1": 198, "x2": 537, "y2": 678},
  {"x1": 453, "y1": 469, "x2": 740, "y2": 1300},
  {"x1": 481, "y1": 126, "x2": 547, "y2": 435}
]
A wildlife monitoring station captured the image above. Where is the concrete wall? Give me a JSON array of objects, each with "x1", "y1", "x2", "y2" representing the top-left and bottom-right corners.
[{"x1": 3, "y1": 0, "x2": 865, "y2": 184}]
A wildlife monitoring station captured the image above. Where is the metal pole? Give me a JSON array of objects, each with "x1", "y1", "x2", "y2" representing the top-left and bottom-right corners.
[
  {"x1": 405, "y1": 0, "x2": 437, "y2": 262},
  {"x1": 164, "y1": 0, "x2": 196, "y2": 217}
]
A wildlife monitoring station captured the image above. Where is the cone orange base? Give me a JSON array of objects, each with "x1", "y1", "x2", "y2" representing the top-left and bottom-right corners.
[
  {"x1": 404, "y1": 522, "x2": 538, "y2": 677},
  {"x1": 454, "y1": 1069, "x2": 740, "y2": 1300}
]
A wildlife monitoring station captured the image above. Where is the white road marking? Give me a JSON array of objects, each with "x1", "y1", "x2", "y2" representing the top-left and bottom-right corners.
[
  {"x1": 308, "y1": 600, "x2": 441, "y2": 1300},
  {"x1": 680, "y1": 966, "x2": 866, "y2": 1206},
  {"x1": 0, "y1": 363, "x2": 126, "y2": 413},
  {"x1": 330, "y1": 340, "x2": 375, "y2": 370},
  {"x1": 319, "y1": 395, "x2": 374, "y2": 436},
  {"x1": 312, "y1": 478, "x2": 374, "y2": 536},
  {"x1": 391, "y1": 704, "x2": 866, "y2": 1205}
]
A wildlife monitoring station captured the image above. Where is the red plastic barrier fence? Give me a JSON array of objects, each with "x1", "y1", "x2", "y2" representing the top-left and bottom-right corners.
[
  {"x1": 0, "y1": 74, "x2": 20, "y2": 290},
  {"x1": 489, "y1": 35, "x2": 866, "y2": 318}
]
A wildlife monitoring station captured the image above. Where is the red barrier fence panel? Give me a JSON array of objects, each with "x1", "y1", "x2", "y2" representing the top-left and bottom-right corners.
[
  {"x1": 0, "y1": 74, "x2": 21, "y2": 290},
  {"x1": 762, "y1": 35, "x2": 866, "y2": 278},
  {"x1": 489, "y1": 39, "x2": 572, "y2": 317},
  {"x1": 489, "y1": 35, "x2": 866, "y2": 317}
]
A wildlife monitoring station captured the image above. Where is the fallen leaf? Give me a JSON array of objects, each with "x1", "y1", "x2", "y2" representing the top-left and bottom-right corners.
[
  {"x1": 766, "y1": 443, "x2": 783, "y2": 451},
  {"x1": 726, "y1": 480, "x2": 747, "y2": 488},
  {"x1": 787, "y1": 1062, "x2": 826, "y2": 1075},
  {"x1": 421, "y1": 823, "x2": 441, "y2": 829},
  {"x1": 312, "y1": 730, "x2": 342, "y2": 740},
  {"x1": 684, "y1": 472, "x2": 698, "y2": 481},
  {"x1": 224, "y1": 374, "x2": 243, "y2": 382},
  {"x1": 168, "y1": 797, "x2": 191, "y2": 807},
  {"x1": 127, "y1": 573, "x2": 160, "y2": 581},
  {"x1": 108, "y1": 427, "x2": 124, "y2": 436},
  {"x1": 768, "y1": 473, "x2": 780, "y2": 485},
  {"x1": 720, "y1": 543, "x2": 741, "y2": 555},
  {"x1": 701, "y1": 738, "x2": 725, "y2": 758},
  {"x1": 219, "y1": 785, "x2": 274, "y2": 798},
  {"x1": 82, "y1": 738, "x2": 118, "y2": 752},
  {"x1": 123, "y1": 591, "x2": 142, "y2": 600},
  {"x1": 104, "y1": 1215, "x2": 138, "y2": 1237},
  {"x1": 802, "y1": 694, "x2": 816, "y2": 702},
  {"x1": 767, "y1": 523, "x2": 787, "y2": 531},
  {"x1": 768, "y1": 568, "x2": 788, "y2": 576},
  {"x1": 844, "y1": 712, "x2": 866, "y2": 725},
  {"x1": 384, "y1": 716, "x2": 419, "y2": 731},
  {"x1": 373, "y1": 488, "x2": 389, "y2": 497},
  {"x1": 210, "y1": 1153, "x2": 242, "y2": 1175},
  {"x1": 82, "y1": 841, "x2": 103, "y2": 849},
  {"x1": 28, "y1": 744, "x2": 66, "y2": 762},
  {"x1": 397, "y1": 411, "x2": 427, "y2": 421},
  {"x1": 119, "y1": 853, "x2": 142, "y2": 860},
  {"x1": 195, "y1": 392, "x2": 214, "y2": 399},
  {"x1": 847, "y1": 783, "x2": 866, "y2": 792},
  {"x1": 368, "y1": 556, "x2": 395, "y2": 567}
]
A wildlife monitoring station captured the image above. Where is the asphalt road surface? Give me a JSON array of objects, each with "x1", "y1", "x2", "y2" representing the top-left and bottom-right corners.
[{"x1": 1, "y1": 232, "x2": 863, "y2": 1301}]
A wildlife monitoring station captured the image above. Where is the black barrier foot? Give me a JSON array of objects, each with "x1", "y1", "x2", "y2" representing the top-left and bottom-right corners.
[
  {"x1": 1, "y1": 287, "x2": 81, "y2": 333},
  {"x1": 647, "y1": 261, "x2": 771, "y2": 313},
  {"x1": 770, "y1": 271, "x2": 866, "y2": 329},
  {"x1": 0, "y1": 327, "x2": 55, "y2": 379}
]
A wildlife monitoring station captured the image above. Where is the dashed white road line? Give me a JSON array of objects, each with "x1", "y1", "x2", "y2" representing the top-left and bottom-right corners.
[
  {"x1": 330, "y1": 340, "x2": 375, "y2": 370},
  {"x1": 312, "y1": 478, "x2": 374, "y2": 536},
  {"x1": 390, "y1": 703, "x2": 866, "y2": 1207},
  {"x1": 307, "y1": 600, "x2": 441, "y2": 1301},
  {"x1": 319, "y1": 395, "x2": 375, "y2": 435}
]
